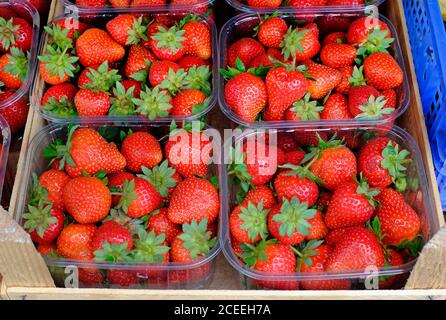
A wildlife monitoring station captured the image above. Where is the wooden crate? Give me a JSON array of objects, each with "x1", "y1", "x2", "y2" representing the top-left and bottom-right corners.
[{"x1": 1, "y1": 0, "x2": 446, "y2": 300}]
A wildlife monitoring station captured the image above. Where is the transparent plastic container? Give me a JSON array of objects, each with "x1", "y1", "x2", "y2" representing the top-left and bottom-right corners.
[
  {"x1": 224, "y1": 0, "x2": 386, "y2": 14},
  {"x1": 16, "y1": 120, "x2": 223, "y2": 289},
  {"x1": 0, "y1": 114, "x2": 11, "y2": 202},
  {"x1": 220, "y1": 124, "x2": 437, "y2": 290},
  {"x1": 0, "y1": 0, "x2": 40, "y2": 119},
  {"x1": 32, "y1": 9, "x2": 217, "y2": 123},
  {"x1": 218, "y1": 12, "x2": 410, "y2": 129}
]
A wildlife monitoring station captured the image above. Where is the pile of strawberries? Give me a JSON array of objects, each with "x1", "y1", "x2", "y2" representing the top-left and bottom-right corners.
[
  {"x1": 236, "y1": 0, "x2": 377, "y2": 9},
  {"x1": 221, "y1": 14, "x2": 404, "y2": 124},
  {"x1": 24, "y1": 125, "x2": 220, "y2": 287},
  {"x1": 39, "y1": 13, "x2": 213, "y2": 120},
  {"x1": 0, "y1": 9, "x2": 34, "y2": 133},
  {"x1": 228, "y1": 129, "x2": 422, "y2": 290},
  {"x1": 72, "y1": 0, "x2": 210, "y2": 9}
]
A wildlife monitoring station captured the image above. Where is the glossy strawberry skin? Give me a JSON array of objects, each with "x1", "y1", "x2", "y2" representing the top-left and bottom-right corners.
[
  {"x1": 74, "y1": 89, "x2": 111, "y2": 117},
  {"x1": 227, "y1": 38, "x2": 265, "y2": 68},
  {"x1": 321, "y1": 93, "x2": 351, "y2": 120},
  {"x1": 121, "y1": 131, "x2": 162, "y2": 173},
  {"x1": 241, "y1": 185, "x2": 275, "y2": 209},
  {"x1": 346, "y1": 17, "x2": 391, "y2": 45},
  {"x1": 183, "y1": 21, "x2": 211, "y2": 60},
  {"x1": 57, "y1": 224, "x2": 97, "y2": 260},
  {"x1": 230, "y1": 205, "x2": 261, "y2": 244},
  {"x1": 108, "y1": 171, "x2": 135, "y2": 206},
  {"x1": 348, "y1": 85, "x2": 381, "y2": 117},
  {"x1": 306, "y1": 210, "x2": 328, "y2": 240},
  {"x1": 320, "y1": 43, "x2": 356, "y2": 68},
  {"x1": 305, "y1": 61, "x2": 342, "y2": 99},
  {"x1": 27, "y1": 207, "x2": 65, "y2": 244},
  {"x1": 147, "y1": 208, "x2": 181, "y2": 244},
  {"x1": 42, "y1": 83, "x2": 78, "y2": 107},
  {"x1": 90, "y1": 220, "x2": 133, "y2": 253},
  {"x1": 243, "y1": 142, "x2": 278, "y2": 186},
  {"x1": 38, "y1": 169, "x2": 71, "y2": 211},
  {"x1": 274, "y1": 170, "x2": 319, "y2": 207},
  {"x1": 364, "y1": 52, "x2": 404, "y2": 90},
  {"x1": 126, "y1": 177, "x2": 163, "y2": 219},
  {"x1": 0, "y1": 91, "x2": 29, "y2": 133},
  {"x1": 257, "y1": 17, "x2": 287, "y2": 48}
]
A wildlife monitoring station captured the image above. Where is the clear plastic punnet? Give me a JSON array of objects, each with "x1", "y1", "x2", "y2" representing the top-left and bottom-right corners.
[
  {"x1": 220, "y1": 124, "x2": 436, "y2": 290},
  {"x1": 0, "y1": 114, "x2": 11, "y2": 201},
  {"x1": 32, "y1": 9, "x2": 217, "y2": 123},
  {"x1": 218, "y1": 12, "x2": 410, "y2": 129},
  {"x1": 0, "y1": 0, "x2": 40, "y2": 121},
  {"x1": 16, "y1": 120, "x2": 223, "y2": 289}
]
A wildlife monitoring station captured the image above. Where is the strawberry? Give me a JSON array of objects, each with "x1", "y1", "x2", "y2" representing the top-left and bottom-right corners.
[
  {"x1": 41, "y1": 83, "x2": 78, "y2": 117},
  {"x1": 227, "y1": 38, "x2": 265, "y2": 68},
  {"x1": 45, "y1": 126, "x2": 127, "y2": 178},
  {"x1": 375, "y1": 188, "x2": 421, "y2": 246},
  {"x1": 76, "y1": 28, "x2": 125, "y2": 67},
  {"x1": 0, "y1": 17, "x2": 32, "y2": 51},
  {"x1": 322, "y1": 32, "x2": 346, "y2": 46},
  {"x1": 0, "y1": 48, "x2": 27, "y2": 89},
  {"x1": 241, "y1": 241, "x2": 298, "y2": 290},
  {"x1": 348, "y1": 83, "x2": 390, "y2": 118},
  {"x1": 320, "y1": 43, "x2": 356, "y2": 68},
  {"x1": 317, "y1": 16, "x2": 351, "y2": 35},
  {"x1": 306, "y1": 210, "x2": 328, "y2": 240},
  {"x1": 125, "y1": 44, "x2": 156, "y2": 78},
  {"x1": 106, "y1": 14, "x2": 147, "y2": 47},
  {"x1": 309, "y1": 136, "x2": 357, "y2": 191},
  {"x1": 325, "y1": 179, "x2": 378, "y2": 229},
  {"x1": 171, "y1": 89, "x2": 206, "y2": 116},
  {"x1": 284, "y1": 150, "x2": 306, "y2": 166},
  {"x1": 230, "y1": 202, "x2": 269, "y2": 244},
  {"x1": 284, "y1": 93, "x2": 323, "y2": 121},
  {"x1": 78, "y1": 62, "x2": 121, "y2": 92},
  {"x1": 133, "y1": 86, "x2": 173, "y2": 120},
  {"x1": 37, "y1": 243, "x2": 57, "y2": 256},
  {"x1": 91, "y1": 220, "x2": 134, "y2": 253},
  {"x1": 231, "y1": 234, "x2": 245, "y2": 257},
  {"x1": 315, "y1": 190, "x2": 332, "y2": 211},
  {"x1": 358, "y1": 137, "x2": 410, "y2": 190},
  {"x1": 147, "y1": 208, "x2": 181, "y2": 244},
  {"x1": 381, "y1": 88, "x2": 397, "y2": 110},
  {"x1": 249, "y1": 48, "x2": 284, "y2": 68},
  {"x1": 267, "y1": 198, "x2": 316, "y2": 245},
  {"x1": 38, "y1": 47, "x2": 79, "y2": 86},
  {"x1": 35, "y1": 169, "x2": 70, "y2": 211},
  {"x1": 241, "y1": 185, "x2": 275, "y2": 209},
  {"x1": 325, "y1": 225, "x2": 366, "y2": 247},
  {"x1": 256, "y1": 15, "x2": 287, "y2": 49},
  {"x1": 108, "y1": 269, "x2": 139, "y2": 287},
  {"x1": 280, "y1": 26, "x2": 320, "y2": 63},
  {"x1": 121, "y1": 131, "x2": 162, "y2": 173},
  {"x1": 57, "y1": 223, "x2": 97, "y2": 260},
  {"x1": 246, "y1": 0, "x2": 282, "y2": 8},
  {"x1": 320, "y1": 93, "x2": 351, "y2": 120},
  {"x1": 0, "y1": 90, "x2": 28, "y2": 133},
  {"x1": 335, "y1": 65, "x2": 354, "y2": 94},
  {"x1": 149, "y1": 60, "x2": 180, "y2": 87},
  {"x1": 274, "y1": 165, "x2": 319, "y2": 206},
  {"x1": 74, "y1": 89, "x2": 111, "y2": 117},
  {"x1": 63, "y1": 176, "x2": 112, "y2": 224},
  {"x1": 117, "y1": 177, "x2": 163, "y2": 218},
  {"x1": 168, "y1": 177, "x2": 220, "y2": 224},
  {"x1": 164, "y1": 130, "x2": 211, "y2": 178},
  {"x1": 364, "y1": 52, "x2": 404, "y2": 90},
  {"x1": 76, "y1": 0, "x2": 107, "y2": 6},
  {"x1": 109, "y1": 81, "x2": 138, "y2": 116},
  {"x1": 78, "y1": 267, "x2": 104, "y2": 286},
  {"x1": 108, "y1": 171, "x2": 135, "y2": 206},
  {"x1": 277, "y1": 133, "x2": 297, "y2": 152},
  {"x1": 346, "y1": 17, "x2": 391, "y2": 45},
  {"x1": 288, "y1": 0, "x2": 328, "y2": 7},
  {"x1": 149, "y1": 24, "x2": 186, "y2": 61},
  {"x1": 379, "y1": 249, "x2": 405, "y2": 289},
  {"x1": 24, "y1": 202, "x2": 64, "y2": 244},
  {"x1": 53, "y1": 18, "x2": 88, "y2": 40},
  {"x1": 293, "y1": 130, "x2": 327, "y2": 147},
  {"x1": 182, "y1": 18, "x2": 211, "y2": 60},
  {"x1": 138, "y1": 160, "x2": 179, "y2": 199},
  {"x1": 305, "y1": 60, "x2": 342, "y2": 99},
  {"x1": 178, "y1": 55, "x2": 210, "y2": 71}
]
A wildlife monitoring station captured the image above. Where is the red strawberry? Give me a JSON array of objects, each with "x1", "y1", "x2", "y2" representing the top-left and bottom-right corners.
[
  {"x1": 276, "y1": 132, "x2": 297, "y2": 152},
  {"x1": 231, "y1": 234, "x2": 244, "y2": 257},
  {"x1": 241, "y1": 185, "x2": 275, "y2": 209},
  {"x1": 79, "y1": 268, "x2": 104, "y2": 286},
  {"x1": 108, "y1": 171, "x2": 135, "y2": 206},
  {"x1": 325, "y1": 179, "x2": 378, "y2": 229},
  {"x1": 280, "y1": 26, "x2": 320, "y2": 62},
  {"x1": 177, "y1": 55, "x2": 210, "y2": 71},
  {"x1": 305, "y1": 60, "x2": 342, "y2": 99},
  {"x1": 315, "y1": 191, "x2": 332, "y2": 211},
  {"x1": 320, "y1": 43, "x2": 356, "y2": 68},
  {"x1": 138, "y1": 160, "x2": 180, "y2": 200},
  {"x1": 249, "y1": 48, "x2": 285, "y2": 68},
  {"x1": 182, "y1": 19, "x2": 211, "y2": 60},
  {"x1": 121, "y1": 79, "x2": 141, "y2": 97},
  {"x1": 293, "y1": 130, "x2": 327, "y2": 147},
  {"x1": 149, "y1": 24, "x2": 186, "y2": 61},
  {"x1": 63, "y1": 177, "x2": 112, "y2": 224},
  {"x1": 348, "y1": 84, "x2": 393, "y2": 119},
  {"x1": 375, "y1": 188, "x2": 421, "y2": 246},
  {"x1": 284, "y1": 150, "x2": 306, "y2": 165},
  {"x1": 53, "y1": 17, "x2": 88, "y2": 40},
  {"x1": 381, "y1": 88, "x2": 397, "y2": 110},
  {"x1": 133, "y1": 86, "x2": 173, "y2": 120},
  {"x1": 74, "y1": 89, "x2": 111, "y2": 117},
  {"x1": 171, "y1": 89, "x2": 206, "y2": 116},
  {"x1": 107, "y1": 269, "x2": 139, "y2": 287},
  {"x1": 379, "y1": 249, "x2": 405, "y2": 289},
  {"x1": 230, "y1": 203, "x2": 269, "y2": 244},
  {"x1": 364, "y1": 52, "x2": 404, "y2": 90},
  {"x1": 41, "y1": 83, "x2": 78, "y2": 116},
  {"x1": 147, "y1": 208, "x2": 181, "y2": 244},
  {"x1": 317, "y1": 16, "x2": 351, "y2": 35},
  {"x1": 284, "y1": 93, "x2": 323, "y2": 121},
  {"x1": 347, "y1": 17, "x2": 391, "y2": 45},
  {"x1": 36, "y1": 169, "x2": 70, "y2": 211},
  {"x1": 106, "y1": 14, "x2": 147, "y2": 47},
  {"x1": 306, "y1": 210, "x2": 328, "y2": 240},
  {"x1": 37, "y1": 243, "x2": 57, "y2": 256},
  {"x1": 227, "y1": 38, "x2": 265, "y2": 68},
  {"x1": 148, "y1": 60, "x2": 180, "y2": 87},
  {"x1": 335, "y1": 65, "x2": 354, "y2": 94},
  {"x1": 76, "y1": 0, "x2": 107, "y2": 6},
  {"x1": 0, "y1": 90, "x2": 28, "y2": 133},
  {"x1": 256, "y1": 16, "x2": 287, "y2": 49},
  {"x1": 0, "y1": 17, "x2": 32, "y2": 51},
  {"x1": 246, "y1": 0, "x2": 282, "y2": 8},
  {"x1": 91, "y1": 220, "x2": 134, "y2": 252},
  {"x1": 288, "y1": 0, "x2": 328, "y2": 7},
  {"x1": 38, "y1": 47, "x2": 78, "y2": 86},
  {"x1": 0, "y1": 48, "x2": 26, "y2": 89},
  {"x1": 125, "y1": 44, "x2": 156, "y2": 78},
  {"x1": 322, "y1": 32, "x2": 346, "y2": 46},
  {"x1": 321, "y1": 93, "x2": 351, "y2": 120},
  {"x1": 121, "y1": 131, "x2": 162, "y2": 173},
  {"x1": 57, "y1": 223, "x2": 97, "y2": 260},
  {"x1": 168, "y1": 177, "x2": 220, "y2": 224},
  {"x1": 24, "y1": 202, "x2": 64, "y2": 244},
  {"x1": 325, "y1": 225, "x2": 365, "y2": 247}
]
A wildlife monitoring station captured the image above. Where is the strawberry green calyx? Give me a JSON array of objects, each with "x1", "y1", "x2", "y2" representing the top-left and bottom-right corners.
[
  {"x1": 132, "y1": 230, "x2": 170, "y2": 263},
  {"x1": 297, "y1": 239, "x2": 324, "y2": 269},
  {"x1": 304, "y1": 134, "x2": 344, "y2": 163},
  {"x1": 381, "y1": 141, "x2": 411, "y2": 192},
  {"x1": 239, "y1": 201, "x2": 270, "y2": 242},
  {"x1": 227, "y1": 145, "x2": 253, "y2": 193},
  {"x1": 273, "y1": 197, "x2": 316, "y2": 238},
  {"x1": 83, "y1": 61, "x2": 121, "y2": 92},
  {"x1": 288, "y1": 93, "x2": 323, "y2": 121},
  {"x1": 5, "y1": 47, "x2": 28, "y2": 81},
  {"x1": 94, "y1": 242, "x2": 133, "y2": 263},
  {"x1": 43, "y1": 96, "x2": 78, "y2": 117},
  {"x1": 129, "y1": 59, "x2": 151, "y2": 83},
  {"x1": 0, "y1": 17, "x2": 20, "y2": 51},
  {"x1": 357, "y1": 28, "x2": 394, "y2": 58},
  {"x1": 179, "y1": 219, "x2": 217, "y2": 259},
  {"x1": 280, "y1": 26, "x2": 309, "y2": 62},
  {"x1": 185, "y1": 66, "x2": 212, "y2": 96},
  {"x1": 176, "y1": 14, "x2": 200, "y2": 29},
  {"x1": 138, "y1": 161, "x2": 177, "y2": 198},
  {"x1": 109, "y1": 81, "x2": 137, "y2": 116},
  {"x1": 116, "y1": 179, "x2": 138, "y2": 215},
  {"x1": 44, "y1": 23, "x2": 73, "y2": 50},
  {"x1": 355, "y1": 95, "x2": 393, "y2": 120},
  {"x1": 220, "y1": 58, "x2": 270, "y2": 80},
  {"x1": 280, "y1": 163, "x2": 321, "y2": 184},
  {"x1": 126, "y1": 16, "x2": 148, "y2": 46},
  {"x1": 355, "y1": 175, "x2": 380, "y2": 208},
  {"x1": 133, "y1": 86, "x2": 173, "y2": 120},
  {"x1": 159, "y1": 68, "x2": 188, "y2": 95},
  {"x1": 349, "y1": 66, "x2": 366, "y2": 87},
  {"x1": 29, "y1": 173, "x2": 49, "y2": 207},
  {"x1": 38, "y1": 46, "x2": 79, "y2": 81},
  {"x1": 43, "y1": 125, "x2": 78, "y2": 169},
  {"x1": 105, "y1": 208, "x2": 145, "y2": 236},
  {"x1": 151, "y1": 25, "x2": 186, "y2": 54},
  {"x1": 240, "y1": 239, "x2": 276, "y2": 268},
  {"x1": 23, "y1": 201, "x2": 58, "y2": 239}
]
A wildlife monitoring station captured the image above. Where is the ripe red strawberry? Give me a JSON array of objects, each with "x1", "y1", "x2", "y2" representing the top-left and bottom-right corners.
[
  {"x1": 36, "y1": 169, "x2": 70, "y2": 211},
  {"x1": 306, "y1": 210, "x2": 328, "y2": 240},
  {"x1": 79, "y1": 267, "x2": 104, "y2": 286},
  {"x1": 288, "y1": 0, "x2": 328, "y2": 7},
  {"x1": 57, "y1": 223, "x2": 97, "y2": 260},
  {"x1": 76, "y1": 0, "x2": 107, "y2": 6},
  {"x1": 280, "y1": 26, "x2": 320, "y2": 62},
  {"x1": 74, "y1": 89, "x2": 111, "y2": 117},
  {"x1": 284, "y1": 150, "x2": 306, "y2": 165},
  {"x1": 322, "y1": 32, "x2": 346, "y2": 46},
  {"x1": 249, "y1": 48, "x2": 285, "y2": 68},
  {"x1": 168, "y1": 177, "x2": 220, "y2": 224},
  {"x1": 164, "y1": 130, "x2": 211, "y2": 178},
  {"x1": 47, "y1": 126, "x2": 127, "y2": 178},
  {"x1": 348, "y1": 85, "x2": 393, "y2": 119},
  {"x1": 246, "y1": 0, "x2": 282, "y2": 8},
  {"x1": 138, "y1": 160, "x2": 180, "y2": 201},
  {"x1": 76, "y1": 28, "x2": 125, "y2": 67},
  {"x1": 305, "y1": 60, "x2": 342, "y2": 99},
  {"x1": 121, "y1": 79, "x2": 141, "y2": 97},
  {"x1": 24, "y1": 202, "x2": 64, "y2": 244},
  {"x1": 321, "y1": 93, "x2": 351, "y2": 120},
  {"x1": 118, "y1": 177, "x2": 163, "y2": 218},
  {"x1": 133, "y1": 86, "x2": 173, "y2": 120},
  {"x1": 293, "y1": 130, "x2": 327, "y2": 147},
  {"x1": 125, "y1": 44, "x2": 156, "y2": 78},
  {"x1": 37, "y1": 243, "x2": 57, "y2": 256},
  {"x1": 227, "y1": 38, "x2": 265, "y2": 68},
  {"x1": 177, "y1": 55, "x2": 210, "y2": 71},
  {"x1": 276, "y1": 133, "x2": 297, "y2": 152},
  {"x1": 256, "y1": 16, "x2": 287, "y2": 49},
  {"x1": 309, "y1": 137, "x2": 357, "y2": 191},
  {"x1": 108, "y1": 269, "x2": 139, "y2": 287},
  {"x1": 325, "y1": 225, "x2": 365, "y2": 247},
  {"x1": 381, "y1": 88, "x2": 397, "y2": 110},
  {"x1": 284, "y1": 93, "x2": 323, "y2": 121},
  {"x1": 77, "y1": 62, "x2": 121, "y2": 93},
  {"x1": 364, "y1": 52, "x2": 404, "y2": 90},
  {"x1": 274, "y1": 166, "x2": 319, "y2": 206},
  {"x1": 108, "y1": 171, "x2": 135, "y2": 206},
  {"x1": 0, "y1": 90, "x2": 28, "y2": 133},
  {"x1": 375, "y1": 188, "x2": 421, "y2": 246},
  {"x1": 91, "y1": 220, "x2": 134, "y2": 253},
  {"x1": 63, "y1": 177, "x2": 112, "y2": 224},
  {"x1": 0, "y1": 17, "x2": 33, "y2": 52},
  {"x1": 358, "y1": 137, "x2": 410, "y2": 190},
  {"x1": 325, "y1": 179, "x2": 378, "y2": 229},
  {"x1": 230, "y1": 203, "x2": 269, "y2": 244},
  {"x1": 241, "y1": 185, "x2": 275, "y2": 209},
  {"x1": 106, "y1": 14, "x2": 147, "y2": 47},
  {"x1": 53, "y1": 17, "x2": 88, "y2": 40},
  {"x1": 325, "y1": 227, "x2": 384, "y2": 272},
  {"x1": 121, "y1": 131, "x2": 162, "y2": 173},
  {"x1": 347, "y1": 17, "x2": 391, "y2": 45},
  {"x1": 0, "y1": 49, "x2": 26, "y2": 89},
  {"x1": 41, "y1": 83, "x2": 78, "y2": 116},
  {"x1": 315, "y1": 190, "x2": 332, "y2": 211},
  {"x1": 299, "y1": 242, "x2": 351, "y2": 290},
  {"x1": 171, "y1": 89, "x2": 206, "y2": 116},
  {"x1": 379, "y1": 249, "x2": 405, "y2": 289},
  {"x1": 335, "y1": 65, "x2": 354, "y2": 94},
  {"x1": 182, "y1": 19, "x2": 211, "y2": 60},
  {"x1": 317, "y1": 15, "x2": 351, "y2": 35},
  {"x1": 149, "y1": 24, "x2": 186, "y2": 61},
  {"x1": 38, "y1": 47, "x2": 78, "y2": 86},
  {"x1": 147, "y1": 208, "x2": 181, "y2": 244},
  {"x1": 149, "y1": 60, "x2": 180, "y2": 87},
  {"x1": 231, "y1": 234, "x2": 244, "y2": 257},
  {"x1": 320, "y1": 43, "x2": 356, "y2": 68}
]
